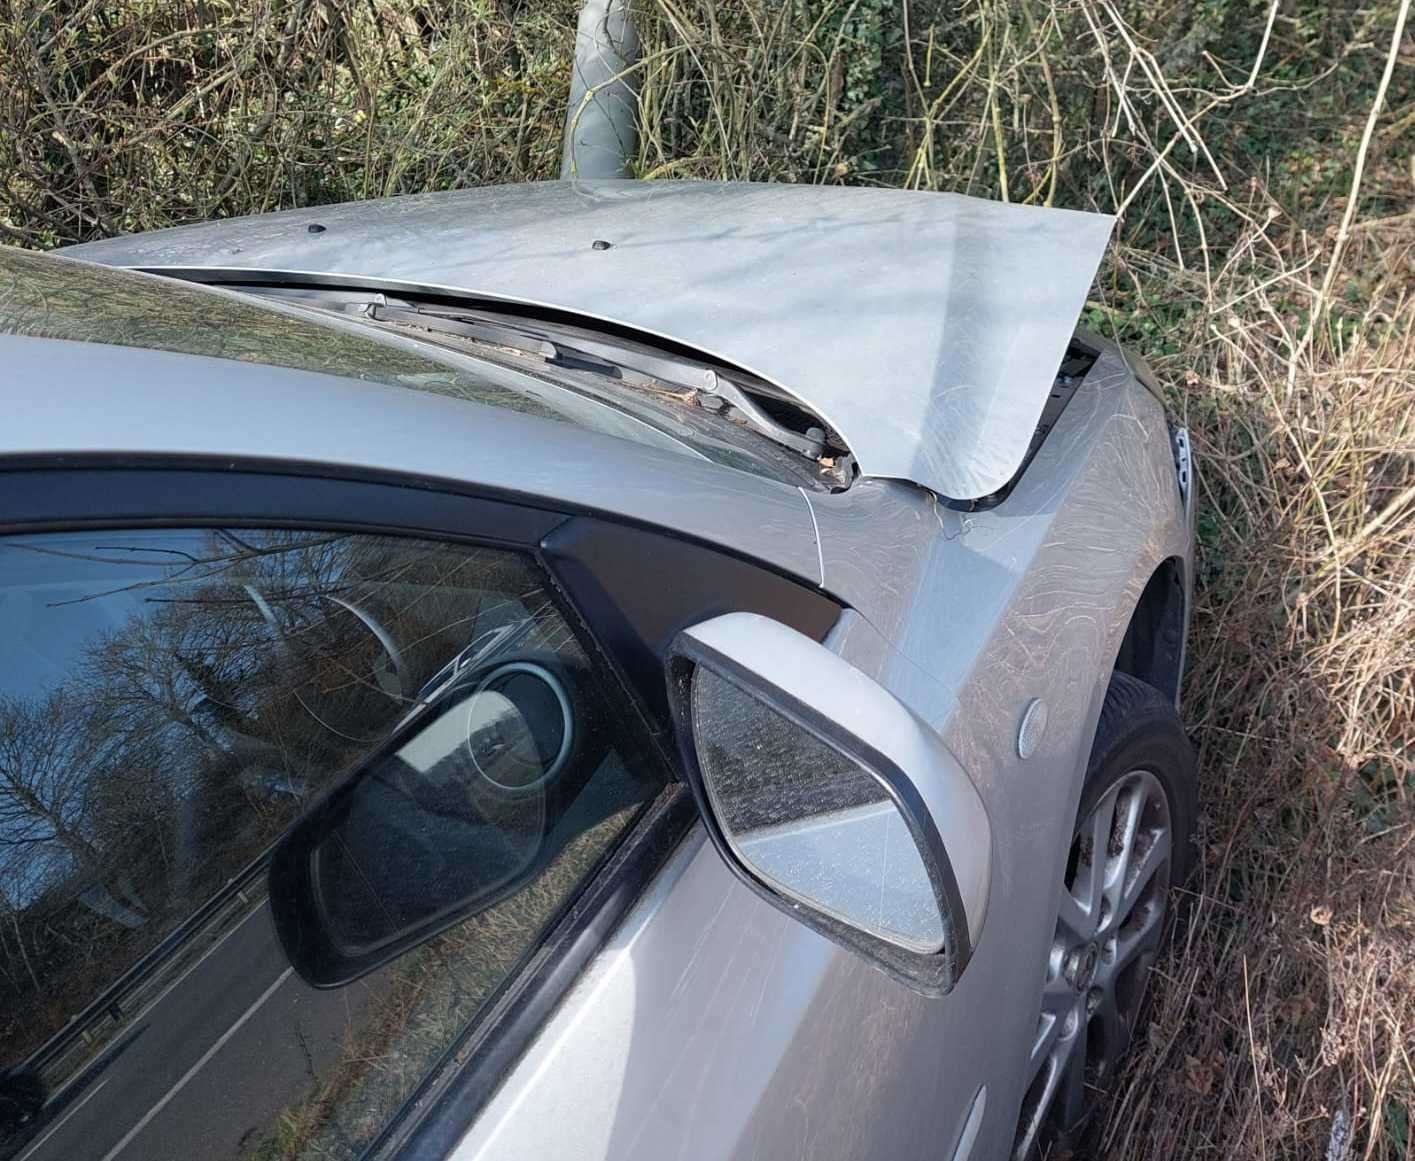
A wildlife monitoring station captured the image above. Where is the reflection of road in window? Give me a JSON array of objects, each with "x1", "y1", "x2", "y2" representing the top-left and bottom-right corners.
[{"x1": 0, "y1": 529, "x2": 664, "y2": 1161}]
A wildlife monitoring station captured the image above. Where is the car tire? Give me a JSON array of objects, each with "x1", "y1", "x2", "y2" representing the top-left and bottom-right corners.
[{"x1": 1012, "y1": 671, "x2": 1197, "y2": 1160}]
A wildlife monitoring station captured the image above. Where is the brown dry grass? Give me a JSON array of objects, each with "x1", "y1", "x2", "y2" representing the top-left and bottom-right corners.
[
  {"x1": 0, "y1": 0, "x2": 579, "y2": 247},
  {"x1": 2, "y1": 0, "x2": 1413, "y2": 1157},
  {"x1": 1107, "y1": 228, "x2": 1415, "y2": 1160},
  {"x1": 632, "y1": 5, "x2": 1415, "y2": 1155}
]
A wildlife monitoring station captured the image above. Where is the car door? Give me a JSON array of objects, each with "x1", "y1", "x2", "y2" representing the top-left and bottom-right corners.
[
  {"x1": 0, "y1": 463, "x2": 843, "y2": 1161},
  {"x1": 447, "y1": 617, "x2": 995, "y2": 1161}
]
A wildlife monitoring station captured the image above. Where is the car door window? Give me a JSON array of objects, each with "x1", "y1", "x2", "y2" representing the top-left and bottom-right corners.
[{"x1": 0, "y1": 527, "x2": 665, "y2": 1161}]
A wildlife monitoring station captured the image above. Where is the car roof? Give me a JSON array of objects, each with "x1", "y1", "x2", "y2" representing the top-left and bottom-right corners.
[
  {"x1": 64, "y1": 180, "x2": 1115, "y2": 502},
  {"x1": 0, "y1": 252, "x2": 823, "y2": 586}
]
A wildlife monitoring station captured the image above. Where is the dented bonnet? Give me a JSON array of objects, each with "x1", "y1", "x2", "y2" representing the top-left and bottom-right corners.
[{"x1": 66, "y1": 180, "x2": 1115, "y2": 501}]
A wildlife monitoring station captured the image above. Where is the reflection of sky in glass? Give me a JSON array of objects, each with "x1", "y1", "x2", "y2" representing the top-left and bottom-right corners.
[
  {"x1": 0, "y1": 534, "x2": 214, "y2": 904},
  {"x1": 0, "y1": 532, "x2": 223, "y2": 699},
  {"x1": 3, "y1": 543, "x2": 154, "y2": 699}
]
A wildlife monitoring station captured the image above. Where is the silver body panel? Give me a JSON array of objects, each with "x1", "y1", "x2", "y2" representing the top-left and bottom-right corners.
[
  {"x1": 11, "y1": 187, "x2": 1190, "y2": 1160},
  {"x1": 64, "y1": 180, "x2": 1114, "y2": 501},
  {"x1": 447, "y1": 346, "x2": 1190, "y2": 1161},
  {"x1": 0, "y1": 335, "x2": 823, "y2": 587}
]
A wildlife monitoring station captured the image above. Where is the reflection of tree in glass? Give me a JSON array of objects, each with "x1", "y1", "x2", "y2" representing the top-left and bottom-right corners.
[
  {"x1": 0, "y1": 530, "x2": 561, "y2": 1072},
  {"x1": 0, "y1": 247, "x2": 553, "y2": 420}
]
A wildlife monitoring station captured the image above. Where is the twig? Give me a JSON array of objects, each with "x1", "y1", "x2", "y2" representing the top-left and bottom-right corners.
[
  {"x1": 1243, "y1": 956, "x2": 1269, "y2": 1161},
  {"x1": 1289, "y1": 0, "x2": 1412, "y2": 395}
]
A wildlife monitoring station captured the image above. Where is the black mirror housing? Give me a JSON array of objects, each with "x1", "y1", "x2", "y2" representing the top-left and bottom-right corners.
[{"x1": 270, "y1": 654, "x2": 591, "y2": 988}]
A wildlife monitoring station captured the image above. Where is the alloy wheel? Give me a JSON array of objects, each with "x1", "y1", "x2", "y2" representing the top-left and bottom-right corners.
[{"x1": 1013, "y1": 769, "x2": 1173, "y2": 1159}]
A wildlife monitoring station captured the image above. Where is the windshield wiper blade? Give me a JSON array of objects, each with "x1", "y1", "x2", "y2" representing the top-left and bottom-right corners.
[
  {"x1": 233, "y1": 284, "x2": 836, "y2": 467},
  {"x1": 369, "y1": 302, "x2": 829, "y2": 461},
  {"x1": 369, "y1": 303, "x2": 627, "y2": 379}
]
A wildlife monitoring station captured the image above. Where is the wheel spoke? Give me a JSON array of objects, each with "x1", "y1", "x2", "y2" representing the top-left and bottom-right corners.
[
  {"x1": 1091, "y1": 985, "x2": 1131, "y2": 1065},
  {"x1": 1099, "y1": 900, "x2": 1164, "y2": 987},
  {"x1": 1013, "y1": 1055, "x2": 1057, "y2": 1161},
  {"x1": 1031, "y1": 1011, "x2": 1063, "y2": 1071},
  {"x1": 1100, "y1": 783, "x2": 1144, "y2": 922},
  {"x1": 1116, "y1": 828, "x2": 1171, "y2": 924},
  {"x1": 1021, "y1": 1014, "x2": 1086, "y2": 1155},
  {"x1": 1056, "y1": 1026, "x2": 1090, "y2": 1129},
  {"x1": 1041, "y1": 970, "x2": 1076, "y2": 1013},
  {"x1": 1061, "y1": 783, "x2": 1118, "y2": 939},
  {"x1": 1085, "y1": 784, "x2": 1120, "y2": 915},
  {"x1": 1056, "y1": 887, "x2": 1093, "y2": 942},
  {"x1": 1032, "y1": 976, "x2": 1076, "y2": 1068}
]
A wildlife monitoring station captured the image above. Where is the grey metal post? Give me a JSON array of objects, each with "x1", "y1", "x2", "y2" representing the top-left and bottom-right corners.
[{"x1": 560, "y1": 0, "x2": 641, "y2": 179}]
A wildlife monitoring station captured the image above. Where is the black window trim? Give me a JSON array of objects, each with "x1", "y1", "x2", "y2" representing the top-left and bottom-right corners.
[
  {"x1": 0, "y1": 456, "x2": 839, "y2": 1159},
  {"x1": 0, "y1": 456, "x2": 572, "y2": 547}
]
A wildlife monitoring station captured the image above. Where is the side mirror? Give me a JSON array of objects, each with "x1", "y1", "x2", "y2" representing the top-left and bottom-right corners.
[
  {"x1": 668, "y1": 613, "x2": 991, "y2": 995},
  {"x1": 269, "y1": 655, "x2": 589, "y2": 987}
]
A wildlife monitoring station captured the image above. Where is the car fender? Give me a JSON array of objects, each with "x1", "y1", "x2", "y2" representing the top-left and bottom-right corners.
[{"x1": 808, "y1": 351, "x2": 1190, "y2": 1153}]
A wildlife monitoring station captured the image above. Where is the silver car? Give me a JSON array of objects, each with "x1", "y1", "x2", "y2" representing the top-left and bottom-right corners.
[{"x1": 0, "y1": 180, "x2": 1195, "y2": 1161}]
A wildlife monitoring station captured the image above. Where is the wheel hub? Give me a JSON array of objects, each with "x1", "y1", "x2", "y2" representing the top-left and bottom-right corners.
[
  {"x1": 1013, "y1": 767, "x2": 1177, "y2": 1161},
  {"x1": 1065, "y1": 942, "x2": 1100, "y2": 992}
]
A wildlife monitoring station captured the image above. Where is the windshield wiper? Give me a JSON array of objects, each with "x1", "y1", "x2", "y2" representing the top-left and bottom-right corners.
[
  {"x1": 369, "y1": 302, "x2": 830, "y2": 461},
  {"x1": 235, "y1": 285, "x2": 839, "y2": 468}
]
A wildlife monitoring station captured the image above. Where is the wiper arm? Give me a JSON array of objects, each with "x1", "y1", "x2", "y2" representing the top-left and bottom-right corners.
[
  {"x1": 370, "y1": 303, "x2": 626, "y2": 379},
  {"x1": 694, "y1": 370, "x2": 824, "y2": 459},
  {"x1": 234, "y1": 284, "x2": 838, "y2": 468},
  {"x1": 372, "y1": 301, "x2": 829, "y2": 462}
]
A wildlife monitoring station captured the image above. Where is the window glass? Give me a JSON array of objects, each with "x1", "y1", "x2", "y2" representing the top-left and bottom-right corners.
[
  {"x1": 0, "y1": 528, "x2": 663, "y2": 1161},
  {"x1": 0, "y1": 248, "x2": 555, "y2": 421},
  {"x1": 1, "y1": 250, "x2": 823, "y2": 489}
]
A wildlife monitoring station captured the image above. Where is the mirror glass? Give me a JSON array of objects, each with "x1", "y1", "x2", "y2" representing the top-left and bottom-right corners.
[{"x1": 690, "y1": 667, "x2": 944, "y2": 953}]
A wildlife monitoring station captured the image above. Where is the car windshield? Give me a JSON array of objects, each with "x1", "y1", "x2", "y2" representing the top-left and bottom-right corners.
[
  {"x1": 0, "y1": 248, "x2": 826, "y2": 487},
  {"x1": 0, "y1": 248, "x2": 553, "y2": 417}
]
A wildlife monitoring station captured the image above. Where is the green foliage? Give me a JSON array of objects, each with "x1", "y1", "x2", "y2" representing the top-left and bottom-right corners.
[{"x1": 1385, "y1": 1100, "x2": 1410, "y2": 1156}]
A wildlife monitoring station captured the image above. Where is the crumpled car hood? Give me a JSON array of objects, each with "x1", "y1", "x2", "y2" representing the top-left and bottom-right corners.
[{"x1": 65, "y1": 180, "x2": 1114, "y2": 501}]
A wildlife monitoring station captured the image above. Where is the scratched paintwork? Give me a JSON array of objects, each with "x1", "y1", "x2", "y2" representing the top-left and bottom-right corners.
[{"x1": 20, "y1": 200, "x2": 1189, "y2": 1161}]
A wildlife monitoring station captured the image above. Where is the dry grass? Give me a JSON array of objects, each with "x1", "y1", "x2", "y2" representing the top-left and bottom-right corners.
[
  {"x1": 1107, "y1": 233, "x2": 1415, "y2": 1160},
  {"x1": 0, "y1": 0, "x2": 578, "y2": 247},
  {"x1": 2, "y1": 0, "x2": 1413, "y2": 1157},
  {"x1": 630, "y1": 4, "x2": 1415, "y2": 1155}
]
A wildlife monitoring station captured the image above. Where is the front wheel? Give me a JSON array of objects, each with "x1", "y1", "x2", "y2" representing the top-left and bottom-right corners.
[{"x1": 1012, "y1": 672, "x2": 1197, "y2": 1160}]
